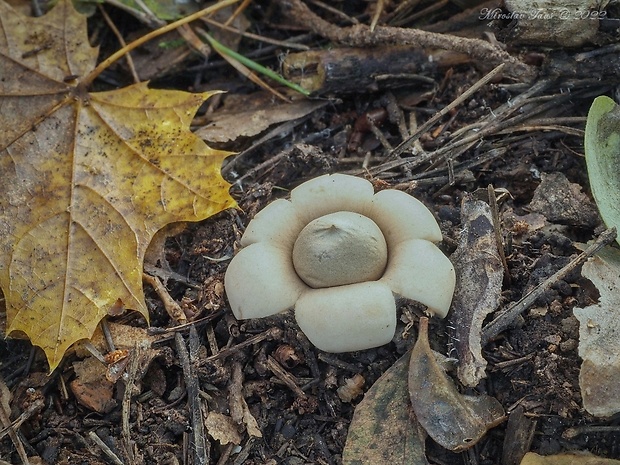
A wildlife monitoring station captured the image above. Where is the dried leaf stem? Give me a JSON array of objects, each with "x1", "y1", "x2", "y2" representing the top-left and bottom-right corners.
[
  {"x1": 481, "y1": 227, "x2": 618, "y2": 344},
  {"x1": 143, "y1": 273, "x2": 187, "y2": 324}
]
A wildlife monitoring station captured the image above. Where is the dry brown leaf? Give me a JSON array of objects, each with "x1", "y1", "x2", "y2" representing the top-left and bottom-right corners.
[
  {"x1": 79, "y1": 321, "x2": 164, "y2": 353},
  {"x1": 409, "y1": 317, "x2": 505, "y2": 452},
  {"x1": 450, "y1": 196, "x2": 503, "y2": 387},
  {"x1": 343, "y1": 351, "x2": 428, "y2": 465},
  {"x1": 0, "y1": 0, "x2": 236, "y2": 370},
  {"x1": 196, "y1": 93, "x2": 327, "y2": 143},
  {"x1": 241, "y1": 396, "x2": 263, "y2": 438},
  {"x1": 205, "y1": 412, "x2": 243, "y2": 445},
  {"x1": 70, "y1": 357, "x2": 116, "y2": 413},
  {"x1": 573, "y1": 246, "x2": 620, "y2": 417},
  {"x1": 521, "y1": 452, "x2": 620, "y2": 465},
  {"x1": 528, "y1": 172, "x2": 600, "y2": 228}
]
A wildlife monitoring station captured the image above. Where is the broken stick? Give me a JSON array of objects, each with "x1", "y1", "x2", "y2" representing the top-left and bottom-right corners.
[{"x1": 481, "y1": 227, "x2": 617, "y2": 345}]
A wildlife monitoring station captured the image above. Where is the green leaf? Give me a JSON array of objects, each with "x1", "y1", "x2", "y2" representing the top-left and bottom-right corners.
[{"x1": 584, "y1": 96, "x2": 620, "y2": 245}]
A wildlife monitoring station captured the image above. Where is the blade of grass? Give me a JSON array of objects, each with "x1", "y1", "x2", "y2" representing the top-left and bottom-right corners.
[
  {"x1": 199, "y1": 31, "x2": 311, "y2": 96},
  {"x1": 183, "y1": 26, "x2": 290, "y2": 102}
]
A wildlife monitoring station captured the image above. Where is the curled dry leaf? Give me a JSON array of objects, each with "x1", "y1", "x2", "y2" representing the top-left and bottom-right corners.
[
  {"x1": 573, "y1": 246, "x2": 620, "y2": 417},
  {"x1": 70, "y1": 357, "x2": 116, "y2": 413},
  {"x1": 205, "y1": 412, "x2": 243, "y2": 446},
  {"x1": 521, "y1": 452, "x2": 620, "y2": 465},
  {"x1": 337, "y1": 374, "x2": 365, "y2": 403},
  {"x1": 409, "y1": 318, "x2": 505, "y2": 452},
  {"x1": 450, "y1": 196, "x2": 503, "y2": 387},
  {"x1": 196, "y1": 94, "x2": 327, "y2": 143},
  {"x1": 0, "y1": 0, "x2": 235, "y2": 370},
  {"x1": 343, "y1": 352, "x2": 428, "y2": 465},
  {"x1": 528, "y1": 172, "x2": 600, "y2": 228}
]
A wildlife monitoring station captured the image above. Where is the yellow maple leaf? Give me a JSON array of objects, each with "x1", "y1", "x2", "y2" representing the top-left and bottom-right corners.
[{"x1": 0, "y1": 0, "x2": 236, "y2": 370}]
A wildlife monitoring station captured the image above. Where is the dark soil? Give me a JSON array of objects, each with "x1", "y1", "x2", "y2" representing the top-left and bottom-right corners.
[{"x1": 2, "y1": 1, "x2": 620, "y2": 464}]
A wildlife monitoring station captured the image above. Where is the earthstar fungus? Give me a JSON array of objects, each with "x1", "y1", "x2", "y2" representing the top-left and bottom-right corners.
[{"x1": 224, "y1": 174, "x2": 456, "y2": 352}]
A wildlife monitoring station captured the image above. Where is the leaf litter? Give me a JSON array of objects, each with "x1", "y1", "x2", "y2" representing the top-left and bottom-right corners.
[
  {"x1": 0, "y1": 0, "x2": 236, "y2": 370},
  {"x1": 409, "y1": 317, "x2": 505, "y2": 452},
  {"x1": 573, "y1": 246, "x2": 620, "y2": 417},
  {"x1": 449, "y1": 194, "x2": 503, "y2": 387},
  {"x1": 521, "y1": 452, "x2": 620, "y2": 465},
  {"x1": 343, "y1": 350, "x2": 428, "y2": 465},
  {"x1": 1, "y1": 0, "x2": 620, "y2": 463}
]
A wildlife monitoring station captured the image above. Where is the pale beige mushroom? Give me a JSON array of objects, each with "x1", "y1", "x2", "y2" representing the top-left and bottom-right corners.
[
  {"x1": 224, "y1": 242, "x2": 309, "y2": 319},
  {"x1": 295, "y1": 282, "x2": 396, "y2": 352},
  {"x1": 224, "y1": 173, "x2": 456, "y2": 352},
  {"x1": 380, "y1": 239, "x2": 455, "y2": 318},
  {"x1": 290, "y1": 173, "x2": 374, "y2": 222},
  {"x1": 240, "y1": 199, "x2": 305, "y2": 250},
  {"x1": 366, "y1": 189, "x2": 443, "y2": 246},
  {"x1": 292, "y1": 211, "x2": 388, "y2": 288}
]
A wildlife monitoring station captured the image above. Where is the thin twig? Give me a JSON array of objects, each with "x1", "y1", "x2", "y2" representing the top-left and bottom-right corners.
[
  {"x1": 223, "y1": 110, "x2": 328, "y2": 176},
  {"x1": 143, "y1": 272, "x2": 187, "y2": 323},
  {"x1": 390, "y1": 63, "x2": 505, "y2": 157},
  {"x1": 216, "y1": 443, "x2": 235, "y2": 465},
  {"x1": 204, "y1": 327, "x2": 282, "y2": 362},
  {"x1": 370, "y1": 0, "x2": 385, "y2": 31},
  {"x1": 488, "y1": 184, "x2": 511, "y2": 285},
  {"x1": 368, "y1": 80, "x2": 558, "y2": 177},
  {"x1": 0, "y1": 398, "x2": 44, "y2": 441},
  {"x1": 103, "y1": 0, "x2": 163, "y2": 28},
  {"x1": 195, "y1": 28, "x2": 298, "y2": 100},
  {"x1": 81, "y1": 340, "x2": 107, "y2": 364},
  {"x1": 309, "y1": 0, "x2": 359, "y2": 25},
  {"x1": 266, "y1": 356, "x2": 307, "y2": 398},
  {"x1": 203, "y1": 18, "x2": 310, "y2": 50},
  {"x1": 481, "y1": 228, "x2": 618, "y2": 344},
  {"x1": 229, "y1": 361, "x2": 245, "y2": 425},
  {"x1": 89, "y1": 430, "x2": 125, "y2": 465},
  {"x1": 175, "y1": 330, "x2": 209, "y2": 465},
  {"x1": 563, "y1": 425, "x2": 620, "y2": 439},
  {"x1": 121, "y1": 347, "x2": 141, "y2": 464},
  {"x1": 225, "y1": 0, "x2": 252, "y2": 26},
  {"x1": 0, "y1": 375, "x2": 40, "y2": 464},
  {"x1": 98, "y1": 4, "x2": 140, "y2": 83},
  {"x1": 391, "y1": 0, "x2": 448, "y2": 26},
  {"x1": 132, "y1": 0, "x2": 164, "y2": 27},
  {"x1": 101, "y1": 319, "x2": 117, "y2": 352}
]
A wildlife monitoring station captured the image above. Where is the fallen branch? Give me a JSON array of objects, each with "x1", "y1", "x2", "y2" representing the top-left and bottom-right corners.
[{"x1": 276, "y1": 0, "x2": 536, "y2": 82}]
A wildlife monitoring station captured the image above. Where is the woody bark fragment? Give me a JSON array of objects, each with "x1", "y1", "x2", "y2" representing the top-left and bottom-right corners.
[
  {"x1": 282, "y1": 46, "x2": 436, "y2": 95},
  {"x1": 277, "y1": 0, "x2": 537, "y2": 82}
]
